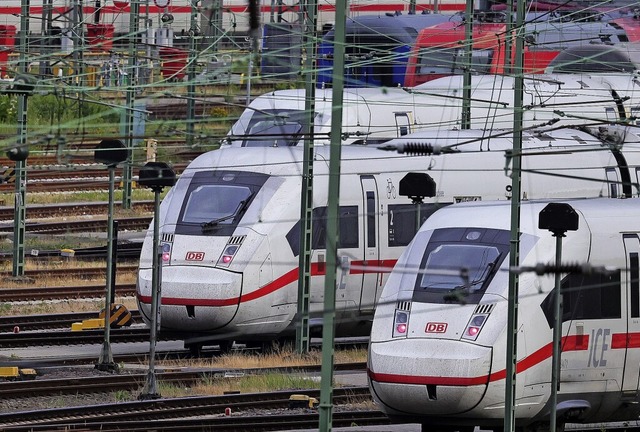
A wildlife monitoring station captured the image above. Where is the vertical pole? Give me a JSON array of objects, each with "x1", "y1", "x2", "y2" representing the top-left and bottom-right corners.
[
  {"x1": 96, "y1": 167, "x2": 118, "y2": 372},
  {"x1": 186, "y1": 0, "x2": 198, "y2": 147},
  {"x1": 296, "y1": 0, "x2": 318, "y2": 354},
  {"x1": 319, "y1": 0, "x2": 347, "y2": 428},
  {"x1": 461, "y1": 0, "x2": 473, "y2": 130},
  {"x1": 409, "y1": 0, "x2": 416, "y2": 15},
  {"x1": 110, "y1": 220, "x2": 119, "y2": 304},
  {"x1": 71, "y1": 0, "x2": 85, "y2": 87},
  {"x1": 247, "y1": 0, "x2": 261, "y2": 107},
  {"x1": 550, "y1": 234, "x2": 563, "y2": 432},
  {"x1": 122, "y1": 0, "x2": 140, "y2": 209},
  {"x1": 504, "y1": 0, "x2": 525, "y2": 429},
  {"x1": 505, "y1": 0, "x2": 514, "y2": 73},
  {"x1": 140, "y1": 188, "x2": 162, "y2": 399},
  {"x1": 40, "y1": 0, "x2": 52, "y2": 77},
  {"x1": 12, "y1": 0, "x2": 29, "y2": 279}
]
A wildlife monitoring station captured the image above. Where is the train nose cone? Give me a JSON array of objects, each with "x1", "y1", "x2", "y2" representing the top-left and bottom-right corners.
[
  {"x1": 368, "y1": 339, "x2": 492, "y2": 416},
  {"x1": 137, "y1": 265, "x2": 242, "y2": 332}
]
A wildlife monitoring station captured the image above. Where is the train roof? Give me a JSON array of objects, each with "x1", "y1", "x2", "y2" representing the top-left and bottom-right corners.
[
  {"x1": 321, "y1": 13, "x2": 459, "y2": 43},
  {"x1": 195, "y1": 125, "x2": 621, "y2": 171},
  {"x1": 546, "y1": 42, "x2": 640, "y2": 73},
  {"x1": 412, "y1": 72, "x2": 637, "y2": 97},
  {"x1": 421, "y1": 198, "x2": 640, "y2": 236}
]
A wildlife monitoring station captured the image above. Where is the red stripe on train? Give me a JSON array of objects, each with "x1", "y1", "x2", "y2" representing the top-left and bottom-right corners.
[
  {"x1": 137, "y1": 259, "x2": 397, "y2": 306},
  {"x1": 369, "y1": 335, "x2": 590, "y2": 387}
]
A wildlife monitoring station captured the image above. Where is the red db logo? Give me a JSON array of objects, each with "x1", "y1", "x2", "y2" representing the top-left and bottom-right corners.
[
  {"x1": 425, "y1": 322, "x2": 447, "y2": 333},
  {"x1": 186, "y1": 251, "x2": 205, "y2": 261}
]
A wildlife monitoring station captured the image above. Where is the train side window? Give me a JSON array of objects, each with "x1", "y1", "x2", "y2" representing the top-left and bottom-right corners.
[
  {"x1": 541, "y1": 271, "x2": 622, "y2": 326},
  {"x1": 286, "y1": 206, "x2": 359, "y2": 255},
  {"x1": 631, "y1": 252, "x2": 639, "y2": 318},
  {"x1": 606, "y1": 167, "x2": 619, "y2": 198},
  {"x1": 366, "y1": 191, "x2": 376, "y2": 247},
  {"x1": 388, "y1": 203, "x2": 449, "y2": 247}
]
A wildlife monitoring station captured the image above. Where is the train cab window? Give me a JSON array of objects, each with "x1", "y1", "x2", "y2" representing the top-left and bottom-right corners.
[
  {"x1": 541, "y1": 271, "x2": 622, "y2": 327},
  {"x1": 412, "y1": 228, "x2": 510, "y2": 304},
  {"x1": 418, "y1": 48, "x2": 493, "y2": 75},
  {"x1": 286, "y1": 206, "x2": 359, "y2": 256},
  {"x1": 175, "y1": 170, "x2": 268, "y2": 236},
  {"x1": 388, "y1": 203, "x2": 448, "y2": 247},
  {"x1": 245, "y1": 121, "x2": 303, "y2": 147},
  {"x1": 230, "y1": 109, "x2": 315, "y2": 147}
]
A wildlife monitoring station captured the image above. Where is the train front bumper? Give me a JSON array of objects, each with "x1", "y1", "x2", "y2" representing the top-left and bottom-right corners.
[
  {"x1": 368, "y1": 338, "x2": 492, "y2": 416},
  {"x1": 137, "y1": 265, "x2": 242, "y2": 332}
]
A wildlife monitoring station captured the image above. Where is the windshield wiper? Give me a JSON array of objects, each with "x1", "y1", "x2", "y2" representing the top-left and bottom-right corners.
[{"x1": 201, "y1": 196, "x2": 252, "y2": 233}]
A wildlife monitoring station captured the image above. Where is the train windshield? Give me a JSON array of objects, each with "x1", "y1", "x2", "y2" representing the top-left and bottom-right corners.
[
  {"x1": 230, "y1": 109, "x2": 314, "y2": 147},
  {"x1": 418, "y1": 48, "x2": 493, "y2": 75},
  {"x1": 176, "y1": 170, "x2": 269, "y2": 236},
  {"x1": 413, "y1": 227, "x2": 510, "y2": 304}
]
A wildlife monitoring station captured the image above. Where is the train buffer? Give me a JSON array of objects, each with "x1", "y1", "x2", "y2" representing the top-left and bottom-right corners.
[
  {"x1": 71, "y1": 303, "x2": 133, "y2": 331},
  {"x1": 288, "y1": 394, "x2": 319, "y2": 409},
  {"x1": 0, "y1": 366, "x2": 37, "y2": 381}
]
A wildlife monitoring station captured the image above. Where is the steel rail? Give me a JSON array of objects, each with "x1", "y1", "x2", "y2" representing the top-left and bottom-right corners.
[
  {"x1": 0, "y1": 363, "x2": 368, "y2": 399},
  {"x1": 0, "y1": 216, "x2": 152, "y2": 234},
  {"x1": 0, "y1": 283, "x2": 137, "y2": 302},
  {"x1": 0, "y1": 387, "x2": 374, "y2": 428}
]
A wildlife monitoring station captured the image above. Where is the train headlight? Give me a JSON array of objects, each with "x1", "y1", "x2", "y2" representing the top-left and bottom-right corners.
[
  {"x1": 161, "y1": 243, "x2": 171, "y2": 262},
  {"x1": 393, "y1": 310, "x2": 409, "y2": 337},
  {"x1": 217, "y1": 244, "x2": 239, "y2": 267},
  {"x1": 462, "y1": 314, "x2": 487, "y2": 341}
]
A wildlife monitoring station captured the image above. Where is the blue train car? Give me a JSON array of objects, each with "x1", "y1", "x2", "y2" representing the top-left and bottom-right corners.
[{"x1": 317, "y1": 13, "x2": 458, "y2": 88}]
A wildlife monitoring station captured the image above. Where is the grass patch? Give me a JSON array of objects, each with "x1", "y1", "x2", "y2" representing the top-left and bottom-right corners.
[
  {"x1": 0, "y1": 189, "x2": 159, "y2": 206},
  {"x1": 158, "y1": 346, "x2": 368, "y2": 370},
  {"x1": 159, "y1": 373, "x2": 320, "y2": 399}
]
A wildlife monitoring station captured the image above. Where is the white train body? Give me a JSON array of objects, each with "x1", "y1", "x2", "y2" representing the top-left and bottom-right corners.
[
  {"x1": 368, "y1": 197, "x2": 640, "y2": 431},
  {"x1": 227, "y1": 74, "x2": 640, "y2": 148},
  {"x1": 137, "y1": 126, "x2": 640, "y2": 348}
]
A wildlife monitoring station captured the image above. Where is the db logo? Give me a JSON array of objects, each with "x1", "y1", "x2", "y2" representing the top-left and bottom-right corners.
[
  {"x1": 425, "y1": 322, "x2": 447, "y2": 333},
  {"x1": 185, "y1": 251, "x2": 205, "y2": 261}
]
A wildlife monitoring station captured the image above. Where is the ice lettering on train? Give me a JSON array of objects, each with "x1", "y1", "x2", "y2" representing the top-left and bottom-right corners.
[{"x1": 587, "y1": 328, "x2": 610, "y2": 367}]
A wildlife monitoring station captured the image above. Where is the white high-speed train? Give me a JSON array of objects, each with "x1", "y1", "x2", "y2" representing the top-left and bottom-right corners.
[
  {"x1": 136, "y1": 125, "x2": 640, "y2": 351},
  {"x1": 226, "y1": 74, "x2": 640, "y2": 147},
  {"x1": 368, "y1": 197, "x2": 640, "y2": 432}
]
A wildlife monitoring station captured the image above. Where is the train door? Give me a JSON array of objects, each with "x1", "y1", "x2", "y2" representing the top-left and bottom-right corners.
[
  {"x1": 359, "y1": 175, "x2": 380, "y2": 313},
  {"x1": 622, "y1": 234, "x2": 640, "y2": 393}
]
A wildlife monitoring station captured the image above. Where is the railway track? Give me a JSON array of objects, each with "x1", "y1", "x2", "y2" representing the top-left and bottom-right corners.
[
  {"x1": 0, "y1": 216, "x2": 151, "y2": 234},
  {"x1": 0, "y1": 362, "x2": 368, "y2": 398},
  {"x1": 0, "y1": 163, "x2": 188, "y2": 193},
  {"x1": 0, "y1": 327, "x2": 173, "y2": 348},
  {"x1": 0, "y1": 201, "x2": 153, "y2": 220},
  {"x1": 0, "y1": 264, "x2": 138, "y2": 280},
  {"x1": 0, "y1": 243, "x2": 143, "y2": 260},
  {"x1": 0, "y1": 283, "x2": 137, "y2": 302},
  {"x1": 0, "y1": 387, "x2": 379, "y2": 430},
  {"x1": 0, "y1": 311, "x2": 143, "y2": 332}
]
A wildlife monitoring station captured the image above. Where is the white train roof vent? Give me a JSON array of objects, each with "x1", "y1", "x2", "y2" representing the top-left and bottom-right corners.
[{"x1": 161, "y1": 233, "x2": 174, "y2": 243}]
